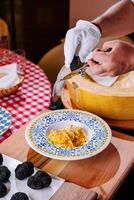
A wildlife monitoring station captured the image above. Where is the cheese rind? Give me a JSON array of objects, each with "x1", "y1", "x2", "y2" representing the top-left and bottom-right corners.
[{"x1": 66, "y1": 72, "x2": 134, "y2": 120}]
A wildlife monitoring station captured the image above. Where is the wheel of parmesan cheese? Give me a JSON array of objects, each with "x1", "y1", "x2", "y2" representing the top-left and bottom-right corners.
[{"x1": 65, "y1": 71, "x2": 134, "y2": 120}]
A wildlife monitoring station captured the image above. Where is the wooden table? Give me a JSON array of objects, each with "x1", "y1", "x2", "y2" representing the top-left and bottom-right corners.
[{"x1": 0, "y1": 118, "x2": 134, "y2": 200}]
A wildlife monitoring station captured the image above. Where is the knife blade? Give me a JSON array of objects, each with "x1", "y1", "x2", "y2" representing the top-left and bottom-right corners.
[
  {"x1": 60, "y1": 63, "x2": 88, "y2": 81},
  {"x1": 61, "y1": 48, "x2": 112, "y2": 81}
]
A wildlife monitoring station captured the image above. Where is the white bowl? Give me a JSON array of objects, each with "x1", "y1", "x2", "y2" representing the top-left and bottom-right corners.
[{"x1": 25, "y1": 109, "x2": 112, "y2": 160}]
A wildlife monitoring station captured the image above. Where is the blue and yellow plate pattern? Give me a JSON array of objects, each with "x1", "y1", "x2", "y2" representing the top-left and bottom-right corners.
[
  {"x1": 25, "y1": 109, "x2": 112, "y2": 160},
  {"x1": 0, "y1": 106, "x2": 12, "y2": 135}
]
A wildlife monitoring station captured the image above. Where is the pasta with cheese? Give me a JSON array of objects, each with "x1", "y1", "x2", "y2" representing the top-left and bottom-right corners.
[{"x1": 48, "y1": 125, "x2": 87, "y2": 148}]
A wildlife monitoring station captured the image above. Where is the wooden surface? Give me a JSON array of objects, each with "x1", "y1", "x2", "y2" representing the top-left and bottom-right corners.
[
  {"x1": 0, "y1": 115, "x2": 134, "y2": 200},
  {"x1": 61, "y1": 88, "x2": 134, "y2": 130}
]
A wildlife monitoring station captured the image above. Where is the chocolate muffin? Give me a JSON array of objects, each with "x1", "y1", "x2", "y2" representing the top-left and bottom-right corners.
[
  {"x1": 0, "y1": 154, "x2": 3, "y2": 165},
  {"x1": 0, "y1": 166, "x2": 11, "y2": 182},
  {"x1": 27, "y1": 170, "x2": 52, "y2": 189},
  {"x1": 10, "y1": 192, "x2": 29, "y2": 200},
  {"x1": 15, "y1": 161, "x2": 34, "y2": 180},
  {"x1": 0, "y1": 183, "x2": 7, "y2": 197}
]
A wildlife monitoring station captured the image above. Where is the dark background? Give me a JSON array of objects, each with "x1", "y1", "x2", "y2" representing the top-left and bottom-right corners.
[{"x1": 0, "y1": 0, "x2": 69, "y2": 63}]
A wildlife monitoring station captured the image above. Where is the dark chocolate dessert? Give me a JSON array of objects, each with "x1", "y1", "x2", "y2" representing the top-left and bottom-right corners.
[
  {"x1": 0, "y1": 166, "x2": 11, "y2": 182},
  {"x1": 0, "y1": 183, "x2": 7, "y2": 198},
  {"x1": 27, "y1": 170, "x2": 52, "y2": 189},
  {"x1": 10, "y1": 192, "x2": 29, "y2": 200},
  {"x1": 15, "y1": 161, "x2": 34, "y2": 180}
]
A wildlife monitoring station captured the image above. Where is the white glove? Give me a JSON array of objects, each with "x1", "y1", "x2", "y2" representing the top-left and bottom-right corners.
[
  {"x1": 52, "y1": 20, "x2": 101, "y2": 97},
  {"x1": 64, "y1": 20, "x2": 101, "y2": 67},
  {"x1": 52, "y1": 65, "x2": 71, "y2": 96}
]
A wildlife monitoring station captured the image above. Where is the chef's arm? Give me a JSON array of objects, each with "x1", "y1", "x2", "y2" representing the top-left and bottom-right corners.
[{"x1": 92, "y1": 0, "x2": 134, "y2": 38}]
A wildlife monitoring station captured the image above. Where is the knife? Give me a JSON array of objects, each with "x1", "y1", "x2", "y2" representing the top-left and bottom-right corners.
[
  {"x1": 60, "y1": 63, "x2": 88, "y2": 81},
  {"x1": 61, "y1": 48, "x2": 112, "y2": 81}
]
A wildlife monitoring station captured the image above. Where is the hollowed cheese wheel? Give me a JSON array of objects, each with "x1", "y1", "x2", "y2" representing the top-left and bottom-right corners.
[{"x1": 66, "y1": 71, "x2": 134, "y2": 120}]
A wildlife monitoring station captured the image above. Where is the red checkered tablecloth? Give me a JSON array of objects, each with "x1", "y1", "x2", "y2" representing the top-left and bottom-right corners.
[{"x1": 0, "y1": 49, "x2": 51, "y2": 143}]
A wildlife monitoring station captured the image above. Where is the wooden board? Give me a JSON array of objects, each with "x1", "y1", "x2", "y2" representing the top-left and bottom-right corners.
[
  {"x1": 0, "y1": 117, "x2": 134, "y2": 200},
  {"x1": 61, "y1": 88, "x2": 134, "y2": 130}
]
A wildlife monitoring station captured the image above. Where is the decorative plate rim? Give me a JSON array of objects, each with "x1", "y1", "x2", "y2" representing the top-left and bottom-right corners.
[
  {"x1": 0, "y1": 106, "x2": 12, "y2": 135},
  {"x1": 25, "y1": 109, "x2": 112, "y2": 160}
]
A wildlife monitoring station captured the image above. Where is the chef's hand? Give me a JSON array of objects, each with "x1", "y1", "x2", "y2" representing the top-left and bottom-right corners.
[
  {"x1": 64, "y1": 20, "x2": 101, "y2": 67},
  {"x1": 87, "y1": 40, "x2": 134, "y2": 76}
]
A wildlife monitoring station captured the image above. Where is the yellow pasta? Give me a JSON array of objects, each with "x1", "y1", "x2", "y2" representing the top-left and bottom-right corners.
[{"x1": 48, "y1": 125, "x2": 87, "y2": 148}]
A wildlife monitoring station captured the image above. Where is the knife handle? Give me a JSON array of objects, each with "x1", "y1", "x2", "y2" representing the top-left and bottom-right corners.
[
  {"x1": 79, "y1": 63, "x2": 88, "y2": 76},
  {"x1": 70, "y1": 56, "x2": 80, "y2": 71}
]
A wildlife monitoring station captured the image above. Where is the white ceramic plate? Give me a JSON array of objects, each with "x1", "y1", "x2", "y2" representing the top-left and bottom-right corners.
[
  {"x1": 0, "y1": 106, "x2": 12, "y2": 135},
  {"x1": 25, "y1": 109, "x2": 112, "y2": 160}
]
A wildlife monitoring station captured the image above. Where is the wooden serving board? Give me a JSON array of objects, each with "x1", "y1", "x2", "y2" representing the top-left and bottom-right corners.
[
  {"x1": 0, "y1": 115, "x2": 134, "y2": 199},
  {"x1": 61, "y1": 88, "x2": 134, "y2": 130}
]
